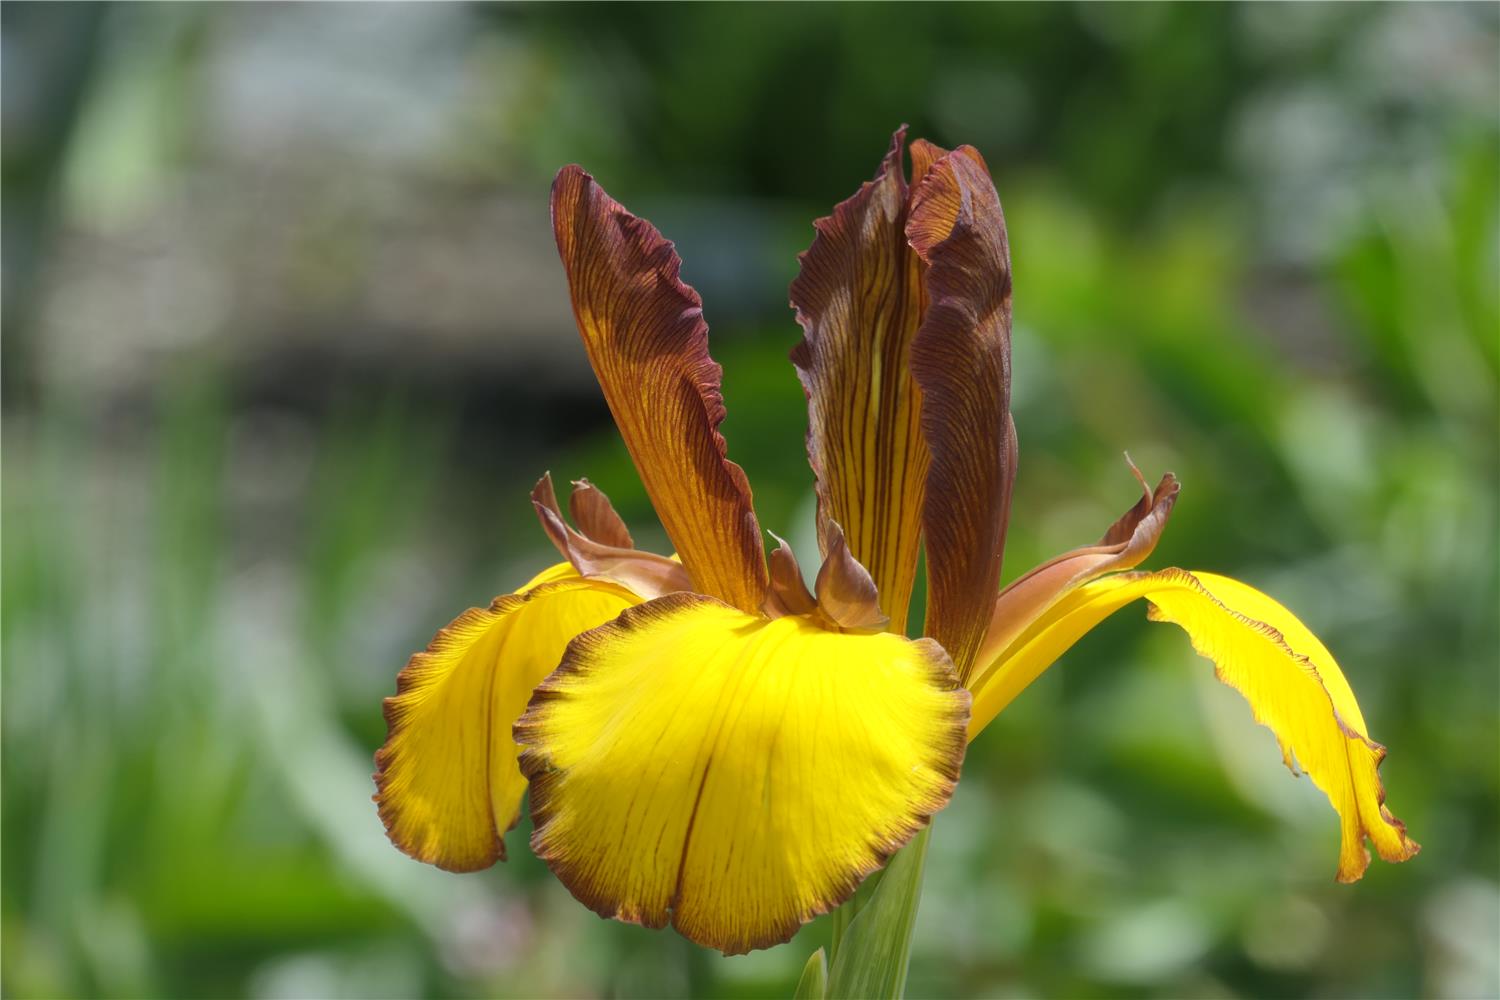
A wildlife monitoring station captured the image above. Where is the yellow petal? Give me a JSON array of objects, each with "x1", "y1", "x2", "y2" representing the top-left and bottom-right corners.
[
  {"x1": 515, "y1": 594, "x2": 969, "y2": 954},
  {"x1": 968, "y1": 568, "x2": 1418, "y2": 881},
  {"x1": 374, "y1": 566, "x2": 637, "y2": 871}
]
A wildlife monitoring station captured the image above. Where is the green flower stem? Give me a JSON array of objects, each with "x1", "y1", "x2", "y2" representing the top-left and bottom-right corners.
[{"x1": 819, "y1": 824, "x2": 932, "y2": 1000}]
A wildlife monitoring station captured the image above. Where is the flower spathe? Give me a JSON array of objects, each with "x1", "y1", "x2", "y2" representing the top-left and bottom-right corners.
[{"x1": 374, "y1": 129, "x2": 1417, "y2": 955}]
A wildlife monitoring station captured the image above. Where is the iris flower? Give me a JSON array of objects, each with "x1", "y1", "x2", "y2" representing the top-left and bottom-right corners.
[{"x1": 374, "y1": 130, "x2": 1417, "y2": 956}]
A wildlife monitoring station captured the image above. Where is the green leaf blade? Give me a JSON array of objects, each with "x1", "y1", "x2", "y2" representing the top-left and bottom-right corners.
[
  {"x1": 794, "y1": 946, "x2": 828, "y2": 1000},
  {"x1": 825, "y1": 825, "x2": 931, "y2": 1000}
]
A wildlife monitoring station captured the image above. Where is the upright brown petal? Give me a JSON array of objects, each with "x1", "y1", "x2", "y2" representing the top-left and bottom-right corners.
[
  {"x1": 552, "y1": 167, "x2": 770, "y2": 613},
  {"x1": 907, "y1": 146, "x2": 1015, "y2": 680},
  {"x1": 789, "y1": 128, "x2": 930, "y2": 632}
]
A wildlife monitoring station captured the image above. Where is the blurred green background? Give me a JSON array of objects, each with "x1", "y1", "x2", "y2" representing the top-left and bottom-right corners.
[{"x1": 4, "y1": 3, "x2": 1497, "y2": 998}]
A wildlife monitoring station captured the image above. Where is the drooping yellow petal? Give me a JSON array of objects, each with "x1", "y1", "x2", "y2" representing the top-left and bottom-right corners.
[
  {"x1": 374, "y1": 566, "x2": 637, "y2": 871},
  {"x1": 515, "y1": 594, "x2": 969, "y2": 954},
  {"x1": 967, "y1": 568, "x2": 1419, "y2": 882}
]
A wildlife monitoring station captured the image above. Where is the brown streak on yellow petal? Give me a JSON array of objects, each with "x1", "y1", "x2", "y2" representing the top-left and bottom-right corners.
[
  {"x1": 552, "y1": 165, "x2": 769, "y2": 613},
  {"x1": 789, "y1": 128, "x2": 930, "y2": 632},
  {"x1": 1139, "y1": 572, "x2": 1420, "y2": 881},
  {"x1": 907, "y1": 145, "x2": 1015, "y2": 679},
  {"x1": 965, "y1": 568, "x2": 1417, "y2": 882},
  {"x1": 516, "y1": 593, "x2": 968, "y2": 954}
]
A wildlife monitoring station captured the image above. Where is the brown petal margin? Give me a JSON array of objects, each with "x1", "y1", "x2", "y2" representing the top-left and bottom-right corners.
[
  {"x1": 972, "y1": 464, "x2": 1180, "y2": 681},
  {"x1": 906, "y1": 145, "x2": 1015, "y2": 680},
  {"x1": 531, "y1": 473, "x2": 693, "y2": 599},
  {"x1": 789, "y1": 128, "x2": 930, "y2": 632},
  {"x1": 552, "y1": 166, "x2": 770, "y2": 614}
]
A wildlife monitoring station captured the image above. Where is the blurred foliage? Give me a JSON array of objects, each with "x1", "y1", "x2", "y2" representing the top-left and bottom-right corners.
[{"x1": 3, "y1": 3, "x2": 1497, "y2": 999}]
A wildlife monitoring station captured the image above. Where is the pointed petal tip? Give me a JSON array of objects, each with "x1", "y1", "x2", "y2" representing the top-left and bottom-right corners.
[
  {"x1": 530, "y1": 472, "x2": 692, "y2": 599},
  {"x1": 766, "y1": 531, "x2": 817, "y2": 617},
  {"x1": 568, "y1": 477, "x2": 634, "y2": 549},
  {"x1": 813, "y1": 521, "x2": 891, "y2": 632}
]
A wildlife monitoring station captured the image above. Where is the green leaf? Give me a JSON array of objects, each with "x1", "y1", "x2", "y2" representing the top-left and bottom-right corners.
[
  {"x1": 829, "y1": 863, "x2": 885, "y2": 962},
  {"x1": 794, "y1": 946, "x2": 828, "y2": 999},
  {"x1": 825, "y1": 825, "x2": 931, "y2": 1000}
]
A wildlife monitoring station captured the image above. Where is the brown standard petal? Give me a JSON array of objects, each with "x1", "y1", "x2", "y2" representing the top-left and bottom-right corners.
[
  {"x1": 906, "y1": 146, "x2": 1016, "y2": 679},
  {"x1": 552, "y1": 166, "x2": 770, "y2": 614},
  {"x1": 789, "y1": 127, "x2": 930, "y2": 632}
]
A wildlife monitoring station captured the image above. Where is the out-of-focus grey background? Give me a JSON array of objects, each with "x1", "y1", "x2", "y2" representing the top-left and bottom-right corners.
[{"x1": 4, "y1": 4, "x2": 1497, "y2": 998}]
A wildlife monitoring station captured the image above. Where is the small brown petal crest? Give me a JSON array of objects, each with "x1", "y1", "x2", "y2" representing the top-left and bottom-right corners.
[{"x1": 531, "y1": 473, "x2": 693, "y2": 599}]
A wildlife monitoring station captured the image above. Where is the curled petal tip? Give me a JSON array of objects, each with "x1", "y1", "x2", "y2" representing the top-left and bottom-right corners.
[
  {"x1": 976, "y1": 467, "x2": 1180, "y2": 679},
  {"x1": 531, "y1": 472, "x2": 691, "y2": 599}
]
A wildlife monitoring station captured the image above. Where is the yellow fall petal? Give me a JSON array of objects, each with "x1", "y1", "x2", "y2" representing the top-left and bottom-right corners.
[
  {"x1": 515, "y1": 593, "x2": 969, "y2": 954},
  {"x1": 968, "y1": 568, "x2": 1418, "y2": 882},
  {"x1": 374, "y1": 565, "x2": 637, "y2": 871}
]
